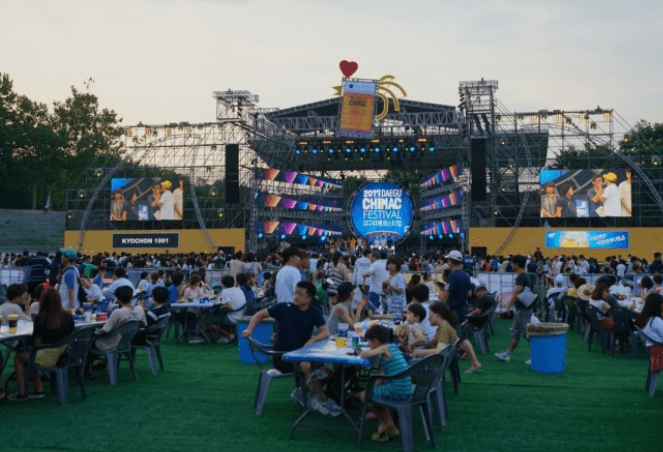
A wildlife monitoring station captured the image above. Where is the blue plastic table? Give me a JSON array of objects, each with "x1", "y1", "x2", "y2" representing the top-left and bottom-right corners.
[{"x1": 283, "y1": 339, "x2": 372, "y2": 438}]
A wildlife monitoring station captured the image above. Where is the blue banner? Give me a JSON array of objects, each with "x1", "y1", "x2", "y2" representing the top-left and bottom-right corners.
[
  {"x1": 350, "y1": 182, "x2": 414, "y2": 241},
  {"x1": 545, "y1": 230, "x2": 630, "y2": 249}
]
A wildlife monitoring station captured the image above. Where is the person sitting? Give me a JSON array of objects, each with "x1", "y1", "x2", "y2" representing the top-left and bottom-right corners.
[
  {"x1": 0, "y1": 283, "x2": 31, "y2": 326},
  {"x1": 638, "y1": 276, "x2": 655, "y2": 299},
  {"x1": 89, "y1": 286, "x2": 147, "y2": 371},
  {"x1": 10, "y1": 289, "x2": 75, "y2": 401},
  {"x1": 102, "y1": 268, "x2": 136, "y2": 300},
  {"x1": 182, "y1": 273, "x2": 205, "y2": 301},
  {"x1": 217, "y1": 275, "x2": 246, "y2": 343},
  {"x1": 352, "y1": 324, "x2": 412, "y2": 442},
  {"x1": 465, "y1": 285, "x2": 496, "y2": 330},
  {"x1": 133, "y1": 286, "x2": 171, "y2": 346},
  {"x1": 589, "y1": 281, "x2": 617, "y2": 319},
  {"x1": 397, "y1": 303, "x2": 427, "y2": 353},
  {"x1": 79, "y1": 276, "x2": 103, "y2": 305},
  {"x1": 412, "y1": 302, "x2": 483, "y2": 373},
  {"x1": 242, "y1": 281, "x2": 329, "y2": 409},
  {"x1": 327, "y1": 282, "x2": 356, "y2": 336},
  {"x1": 236, "y1": 272, "x2": 256, "y2": 315},
  {"x1": 634, "y1": 293, "x2": 663, "y2": 346},
  {"x1": 408, "y1": 284, "x2": 438, "y2": 344},
  {"x1": 136, "y1": 272, "x2": 150, "y2": 293}
]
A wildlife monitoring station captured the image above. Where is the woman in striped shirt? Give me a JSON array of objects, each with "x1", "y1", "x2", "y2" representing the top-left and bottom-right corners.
[{"x1": 354, "y1": 324, "x2": 412, "y2": 442}]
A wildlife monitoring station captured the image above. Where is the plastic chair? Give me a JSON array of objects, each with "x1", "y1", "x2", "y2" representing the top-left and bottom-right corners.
[
  {"x1": 90, "y1": 320, "x2": 142, "y2": 385},
  {"x1": 428, "y1": 340, "x2": 459, "y2": 429},
  {"x1": 561, "y1": 296, "x2": 578, "y2": 330},
  {"x1": 639, "y1": 328, "x2": 662, "y2": 396},
  {"x1": 247, "y1": 336, "x2": 296, "y2": 416},
  {"x1": 611, "y1": 306, "x2": 638, "y2": 358},
  {"x1": 576, "y1": 298, "x2": 592, "y2": 339},
  {"x1": 131, "y1": 315, "x2": 171, "y2": 376},
  {"x1": 467, "y1": 304, "x2": 497, "y2": 354},
  {"x1": 358, "y1": 353, "x2": 444, "y2": 452},
  {"x1": 25, "y1": 326, "x2": 97, "y2": 406},
  {"x1": 586, "y1": 305, "x2": 612, "y2": 354}
]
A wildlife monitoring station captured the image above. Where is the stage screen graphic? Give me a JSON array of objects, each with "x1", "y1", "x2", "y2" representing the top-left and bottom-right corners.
[
  {"x1": 545, "y1": 230, "x2": 629, "y2": 249},
  {"x1": 110, "y1": 177, "x2": 184, "y2": 221},
  {"x1": 339, "y1": 79, "x2": 377, "y2": 137},
  {"x1": 349, "y1": 182, "x2": 414, "y2": 241},
  {"x1": 539, "y1": 169, "x2": 632, "y2": 218}
]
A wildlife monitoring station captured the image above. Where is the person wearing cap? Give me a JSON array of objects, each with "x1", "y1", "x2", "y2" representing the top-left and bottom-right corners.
[
  {"x1": 439, "y1": 250, "x2": 472, "y2": 324},
  {"x1": 275, "y1": 247, "x2": 302, "y2": 304},
  {"x1": 598, "y1": 172, "x2": 621, "y2": 217},
  {"x1": 58, "y1": 247, "x2": 80, "y2": 313},
  {"x1": 327, "y1": 282, "x2": 356, "y2": 336},
  {"x1": 159, "y1": 180, "x2": 175, "y2": 220}
]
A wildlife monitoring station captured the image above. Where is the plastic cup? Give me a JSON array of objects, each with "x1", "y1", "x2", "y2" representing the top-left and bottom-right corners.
[
  {"x1": 338, "y1": 323, "x2": 349, "y2": 338},
  {"x1": 8, "y1": 315, "x2": 18, "y2": 334},
  {"x1": 335, "y1": 337, "x2": 347, "y2": 347},
  {"x1": 352, "y1": 337, "x2": 359, "y2": 347},
  {"x1": 91, "y1": 314, "x2": 98, "y2": 322}
]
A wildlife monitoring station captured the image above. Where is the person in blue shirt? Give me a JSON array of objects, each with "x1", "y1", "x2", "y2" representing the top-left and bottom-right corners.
[
  {"x1": 236, "y1": 272, "x2": 256, "y2": 315},
  {"x1": 440, "y1": 250, "x2": 472, "y2": 324}
]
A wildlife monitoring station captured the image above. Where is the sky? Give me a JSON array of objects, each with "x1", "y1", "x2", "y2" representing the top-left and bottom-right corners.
[{"x1": 2, "y1": 0, "x2": 662, "y2": 131}]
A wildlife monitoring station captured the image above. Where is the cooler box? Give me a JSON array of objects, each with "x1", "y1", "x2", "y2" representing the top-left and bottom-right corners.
[
  {"x1": 237, "y1": 316, "x2": 274, "y2": 364},
  {"x1": 527, "y1": 323, "x2": 569, "y2": 374}
]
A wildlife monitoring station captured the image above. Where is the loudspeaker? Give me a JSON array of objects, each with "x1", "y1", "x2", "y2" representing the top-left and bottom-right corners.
[
  {"x1": 225, "y1": 144, "x2": 240, "y2": 204},
  {"x1": 470, "y1": 138, "x2": 487, "y2": 202}
]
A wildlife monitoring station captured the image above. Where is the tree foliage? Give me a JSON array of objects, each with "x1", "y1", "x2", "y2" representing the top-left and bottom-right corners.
[{"x1": 0, "y1": 73, "x2": 124, "y2": 211}]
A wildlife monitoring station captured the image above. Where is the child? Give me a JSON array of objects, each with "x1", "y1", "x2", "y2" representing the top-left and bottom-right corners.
[
  {"x1": 397, "y1": 303, "x2": 427, "y2": 353},
  {"x1": 133, "y1": 286, "x2": 171, "y2": 346},
  {"x1": 353, "y1": 324, "x2": 412, "y2": 442}
]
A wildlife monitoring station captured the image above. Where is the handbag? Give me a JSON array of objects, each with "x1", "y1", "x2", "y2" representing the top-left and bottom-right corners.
[{"x1": 516, "y1": 286, "x2": 538, "y2": 308}]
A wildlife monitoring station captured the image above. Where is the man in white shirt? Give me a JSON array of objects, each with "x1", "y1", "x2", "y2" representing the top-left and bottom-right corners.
[
  {"x1": 159, "y1": 180, "x2": 175, "y2": 220},
  {"x1": 618, "y1": 170, "x2": 632, "y2": 217},
  {"x1": 218, "y1": 275, "x2": 247, "y2": 343},
  {"x1": 227, "y1": 251, "x2": 244, "y2": 277},
  {"x1": 363, "y1": 249, "x2": 388, "y2": 312},
  {"x1": 275, "y1": 247, "x2": 302, "y2": 303},
  {"x1": 173, "y1": 178, "x2": 184, "y2": 220},
  {"x1": 600, "y1": 173, "x2": 621, "y2": 217},
  {"x1": 103, "y1": 268, "x2": 137, "y2": 299},
  {"x1": 577, "y1": 255, "x2": 590, "y2": 275}
]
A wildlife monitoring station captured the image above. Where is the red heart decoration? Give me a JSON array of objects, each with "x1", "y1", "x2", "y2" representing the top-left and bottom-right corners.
[{"x1": 339, "y1": 60, "x2": 358, "y2": 78}]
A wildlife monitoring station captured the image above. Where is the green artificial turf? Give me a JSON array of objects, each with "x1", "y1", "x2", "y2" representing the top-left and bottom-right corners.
[{"x1": 1, "y1": 320, "x2": 660, "y2": 452}]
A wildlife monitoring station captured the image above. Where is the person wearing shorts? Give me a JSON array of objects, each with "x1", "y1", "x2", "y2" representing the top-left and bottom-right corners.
[{"x1": 495, "y1": 255, "x2": 534, "y2": 364}]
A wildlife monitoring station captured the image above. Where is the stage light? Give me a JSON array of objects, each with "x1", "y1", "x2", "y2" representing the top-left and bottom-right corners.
[
  {"x1": 345, "y1": 147, "x2": 352, "y2": 153},
  {"x1": 448, "y1": 233, "x2": 453, "y2": 238},
  {"x1": 257, "y1": 233, "x2": 263, "y2": 239},
  {"x1": 409, "y1": 146, "x2": 415, "y2": 152},
  {"x1": 303, "y1": 147, "x2": 309, "y2": 154},
  {"x1": 360, "y1": 147, "x2": 366, "y2": 153},
  {"x1": 507, "y1": 159, "x2": 515, "y2": 170},
  {"x1": 392, "y1": 146, "x2": 398, "y2": 152},
  {"x1": 328, "y1": 148, "x2": 334, "y2": 154},
  {"x1": 429, "y1": 235, "x2": 433, "y2": 240},
  {"x1": 438, "y1": 234, "x2": 443, "y2": 239},
  {"x1": 428, "y1": 146, "x2": 435, "y2": 152},
  {"x1": 312, "y1": 148, "x2": 318, "y2": 154},
  {"x1": 500, "y1": 139, "x2": 507, "y2": 146},
  {"x1": 301, "y1": 235, "x2": 306, "y2": 240},
  {"x1": 295, "y1": 149, "x2": 301, "y2": 155},
  {"x1": 374, "y1": 147, "x2": 380, "y2": 153},
  {"x1": 66, "y1": 212, "x2": 73, "y2": 219},
  {"x1": 77, "y1": 189, "x2": 85, "y2": 199},
  {"x1": 281, "y1": 234, "x2": 286, "y2": 239},
  {"x1": 460, "y1": 232, "x2": 465, "y2": 238},
  {"x1": 210, "y1": 189, "x2": 217, "y2": 196},
  {"x1": 493, "y1": 208, "x2": 500, "y2": 216},
  {"x1": 217, "y1": 208, "x2": 225, "y2": 218},
  {"x1": 500, "y1": 185, "x2": 507, "y2": 193},
  {"x1": 653, "y1": 156, "x2": 661, "y2": 166}
]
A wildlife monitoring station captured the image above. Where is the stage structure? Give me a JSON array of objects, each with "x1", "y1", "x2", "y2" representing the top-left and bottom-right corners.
[{"x1": 67, "y1": 62, "x2": 663, "y2": 255}]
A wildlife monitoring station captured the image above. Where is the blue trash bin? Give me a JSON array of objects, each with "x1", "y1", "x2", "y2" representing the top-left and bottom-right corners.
[
  {"x1": 528, "y1": 323, "x2": 569, "y2": 374},
  {"x1": 237, "y1": 316, "x2": 274, "y2": 364}
]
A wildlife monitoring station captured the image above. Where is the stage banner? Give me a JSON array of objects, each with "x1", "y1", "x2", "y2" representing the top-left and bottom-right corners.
[
  {"x1": 545, "y1": 230, "x2": 629, "y2": 249},
  {"x1": 350, "y1": 181, "x2": 413, "y2": 241},
  {"x1": 339, "y1": 79, "x2": 377, "y2": 137},
  {"x1": 112, "y1": 233, "x2": 179, "y2": 248}
]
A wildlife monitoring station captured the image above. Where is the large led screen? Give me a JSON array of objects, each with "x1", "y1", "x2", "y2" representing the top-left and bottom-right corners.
[
  {"x1": 539, "y1": 169, "x2": 632, "y2": 218},
  {"x1": 349, "y1": 181, "x2": 414, "y2": 241},
  {"x1": 110, "y1": 178, "x2": 184, "y2": 221}
]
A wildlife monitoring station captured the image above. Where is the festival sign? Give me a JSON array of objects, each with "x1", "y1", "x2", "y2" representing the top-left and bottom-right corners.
[
  {"x1": 349, "y1": 181, "x2": 414, "y2": 241},
  {"x1": 545, "y1": 230, "x2": 630, "y2": 249}
]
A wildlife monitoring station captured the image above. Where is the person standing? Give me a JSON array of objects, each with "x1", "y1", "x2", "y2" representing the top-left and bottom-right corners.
[
  {"x1": 540, "y1": 182, "x2": 562, "y2": 218},
  {"x1": 587, "y1": 175, "x2": 604, "y2": 218},
  {"x1": 173, "y1": 178, "x2": 184, "y2": 220},
  {"x1": 58, "y1": 247, "x2": 80, "y2": 313},
  {"x1": 159, "y1": 180, "x2": 175, "y2": 220},
  {"x1": 110, "y1": 189, "x2": 127, "y2": 221},
  {"x1": 618, "y1": 170, "x2": 632, "y2": 217},
  {"x1": 148, "y1": 183, "x2": 162, "y2": 220},
  {"x1": 600, "y1": 173, "x2": 621, "y2": 217},
  {"x1": 495, "y1": 255, "x2": 534, "y2": 364},
  {"x1": 363, "y1": 250, "x2": 388, "y2": 313},
  {"x1": 439, "y1": 250, "x2": 472, "y2": 324},
  {"x1": 383, "y1": 257, "x2": 406, "y2": 321},
  {"x1": 275, "y1": 247, "x2": 302, "y2": 304}
]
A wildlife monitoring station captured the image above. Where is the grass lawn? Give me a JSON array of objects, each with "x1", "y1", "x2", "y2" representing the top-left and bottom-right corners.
[{"x1": 1, "y1": 320, "x2": 660, "y2": 452}]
